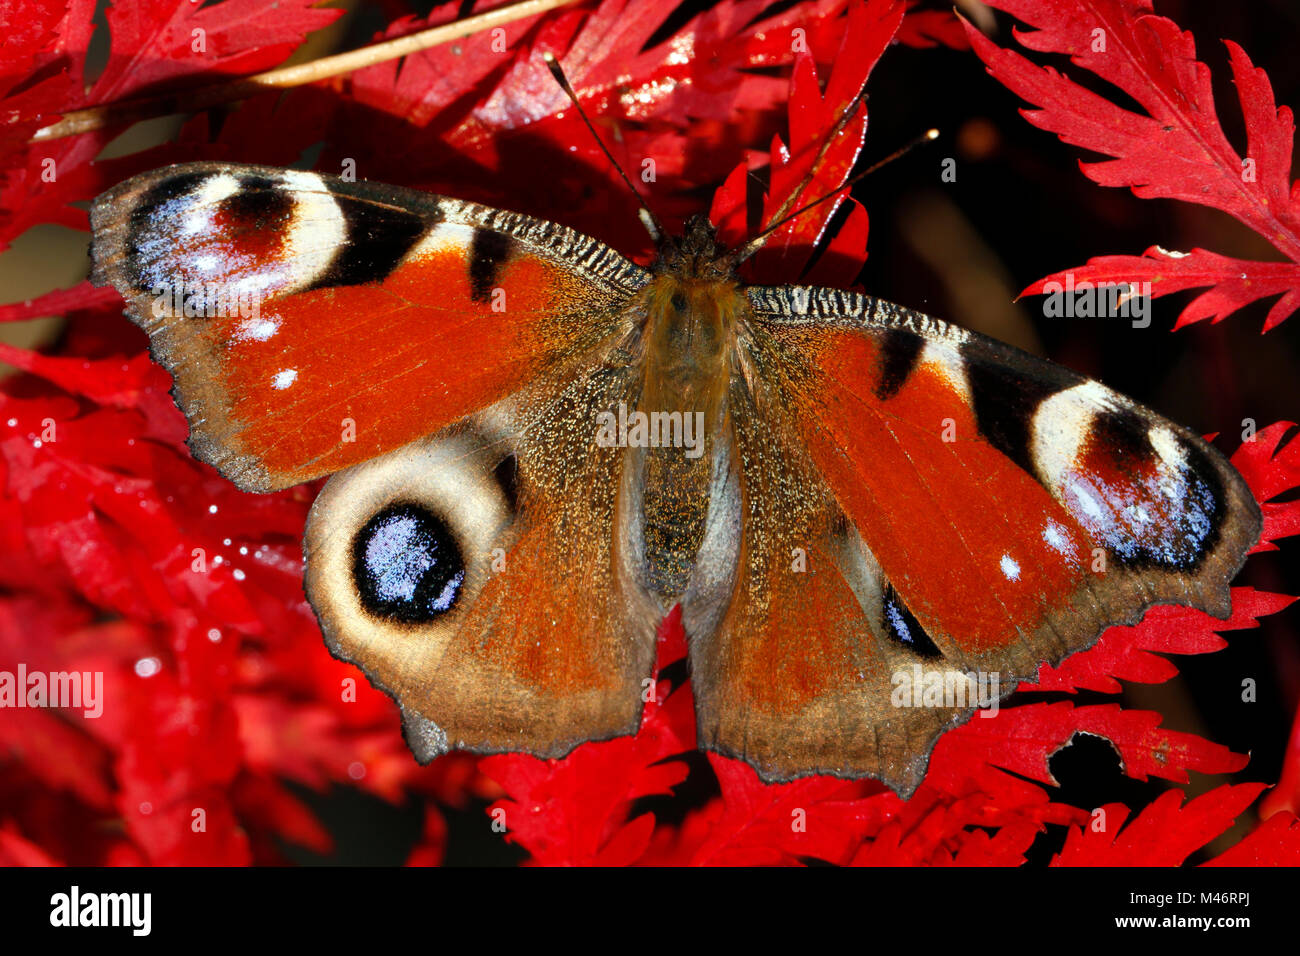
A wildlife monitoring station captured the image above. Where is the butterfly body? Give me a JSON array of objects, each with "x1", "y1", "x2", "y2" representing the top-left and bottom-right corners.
[
  {"x1": 90, "y1": 163, "x2": 1261, "y2": 796},
  {"x1": 631, "y1": 226, "x2": 743, "y2": 600}
]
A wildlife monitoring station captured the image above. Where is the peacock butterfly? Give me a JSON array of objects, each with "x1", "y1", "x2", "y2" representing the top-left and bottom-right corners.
[{"x1": 87, "y1": 86, "x2": 1261, "y2": 798}]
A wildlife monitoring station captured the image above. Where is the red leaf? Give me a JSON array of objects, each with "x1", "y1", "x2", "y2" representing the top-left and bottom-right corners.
[
  {"x1": 690, "y1": 755, "x2": 900, "y2": 865},
  {"x1": 852, "y1": 792, "x2": 1053, "y2": 865},
  {"x1": 1052, "y1": 784, "x2": 1266, "y2": 866},
  {"x1": 928, "y1": 702, "x2": 1248, "y2": 797},
  {"x1": 231, "y1": 774, "x2": 332, "y2": 857},
  {"x1": 1232, "y1": 421, "x2": 1300, "y2": 548},
  {"x1": 0, "y1": 823, "x2": 61, "y2": 866},
  {"x1": 712, "y1": 0, "x2": 903, "y2": 281},
  {"x1": 0, "y1": 282, "x2": 121, "y2": 324},
  {"x1": 1203, "y1": 811, "x2": 1300, "y2": 866},
  {"x1": 1031, "y1": 588, "x2": 1295, "y2": 694},
  {"x1": 970, "y1": 0, "x2": 1300, "y2": 329},
  {"x1": 897, "y1": 3, "x2": 969, "y2": 50},
  {"x1": 1021, "y1": 248, "x2": 1300, "y2": 332},
  {"x1": 1261, "y1": 702, "x2": 1300, "y2": 820},
  {"x1": 404, "y1": 804, "x2": 448, "y2": 868},
  {"x1": 1, "y1": 0, "x2": 340, "y2": 251},
  {"x1": 947, "y1": 820, "x2": 1041, "y2": 865}
]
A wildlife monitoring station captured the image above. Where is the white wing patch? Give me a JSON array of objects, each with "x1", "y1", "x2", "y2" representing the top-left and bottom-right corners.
[
  {"x1": 1030, "y1": 380, "x2": 1119, "y2": 495},
  {"x1": 918, "y1": 340, "x2": 972, "y2": 406},
  {"x1": 407, "y1": 221, "x2": 477, "y2": 261},
  {"x1": 275, "y1": 169, "x2": 348, "y2": 291}
]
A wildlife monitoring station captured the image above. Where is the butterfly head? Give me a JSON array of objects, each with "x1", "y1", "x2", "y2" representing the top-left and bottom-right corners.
[{"x1": 652, "y1": 214, "x2": 735, "y2": 283}]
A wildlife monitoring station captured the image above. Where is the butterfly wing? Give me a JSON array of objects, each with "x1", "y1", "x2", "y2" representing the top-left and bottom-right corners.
[
  {"x1": 686, "y1": 287, "x2": 1261, "y2": 795},
  {"x1": 91, "y1": 162, "x2": 647, "y2": 491},
  {"x1": 303, "y1": 356, "x2": 662, "y2": 759},
  {"x1": 92, "y1": 163, "x2": 662, "y2": 758}
]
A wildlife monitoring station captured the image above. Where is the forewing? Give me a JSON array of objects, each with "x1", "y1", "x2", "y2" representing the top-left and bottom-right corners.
[{"x1": 91, "y1": 162, "x2": 649, "y2": 491}]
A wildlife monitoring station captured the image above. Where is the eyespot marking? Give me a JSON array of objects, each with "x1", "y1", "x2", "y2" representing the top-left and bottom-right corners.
[
  {"x1": 352, "y1": 503, "x2": 466, "y2": 623},
  {"x1": 125, "y1": 169, "x2": 346, "y2": 303},
  {"x1": 882, "y1": 584, "x2": 942, "y2": 658}
]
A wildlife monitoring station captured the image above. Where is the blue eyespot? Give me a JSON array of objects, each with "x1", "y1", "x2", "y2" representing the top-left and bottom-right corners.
[
  {"x1": 352, "y1": 504, "x2": 465, "y2": 622},
  {"x1": 882, "y1": 585, "x2": 942, "y2": 658}
]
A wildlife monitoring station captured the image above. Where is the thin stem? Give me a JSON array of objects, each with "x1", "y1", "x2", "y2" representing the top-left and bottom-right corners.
[{"x1": 30, "y1": 0, "x2": 582, "y2": 143}]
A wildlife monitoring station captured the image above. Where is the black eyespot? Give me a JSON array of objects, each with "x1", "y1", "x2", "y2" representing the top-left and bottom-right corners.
[
  {"x1": 882, "y1": 584, "x2": 942, "y2": 658},
  {"x1": 671, "y1": 290, "x2": 689, "y2": 313},
  {"x1": 223, "y1": 177, "x2": 293, "y2": 231},
  {"x1": 352, "y1": 504, "x2": 465, "y2": 622}
]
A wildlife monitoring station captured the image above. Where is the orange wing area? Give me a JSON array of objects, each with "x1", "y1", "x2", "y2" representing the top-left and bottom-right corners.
[
  {"x1": 688, "y1": 383, "x2": 942, "y2": 791},
  {"x1": 205, "y1": 249, "x2": 601, "y2": 486},
  {"x1": 742, "y1": 287, "x2": 1259, "y2": 668},
  {"x1": 685, "y1": 287, "x2": 1260, "y2": 792},
  {"x1": 767, "y1": 323, "x2": 1085, "y2": 656},
  {"x1": 91, "y1": 163, "x2": 648, "y2": 491}
]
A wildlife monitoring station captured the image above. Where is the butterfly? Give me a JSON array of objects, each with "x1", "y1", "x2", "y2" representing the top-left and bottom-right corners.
[{"x1": 88, "y1": 154, "x2": 1261, "y2": 798}]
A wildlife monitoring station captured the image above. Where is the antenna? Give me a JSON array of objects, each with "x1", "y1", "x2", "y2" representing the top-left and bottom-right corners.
[
  {"x1": 731, "y1": 128, "x2": 940, "y2": 266},
  {"x1": 542, "y1": 52, "x2": 667, "y2": 244},
  {"x1": 763, "y1": 88, "x2": 871, "y2": 228}
]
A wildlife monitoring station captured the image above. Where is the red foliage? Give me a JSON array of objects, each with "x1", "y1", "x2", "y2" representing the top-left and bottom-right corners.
[
  {"x1": 969, "y1": 0, "x2": 1300, "y2": 330},
  {"x1": 1052, "y1": 784, "x2": 1267, "y2": 866},
  {"x1": 0, "y1": 0, "x2": 1296, "y2": 866}
]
